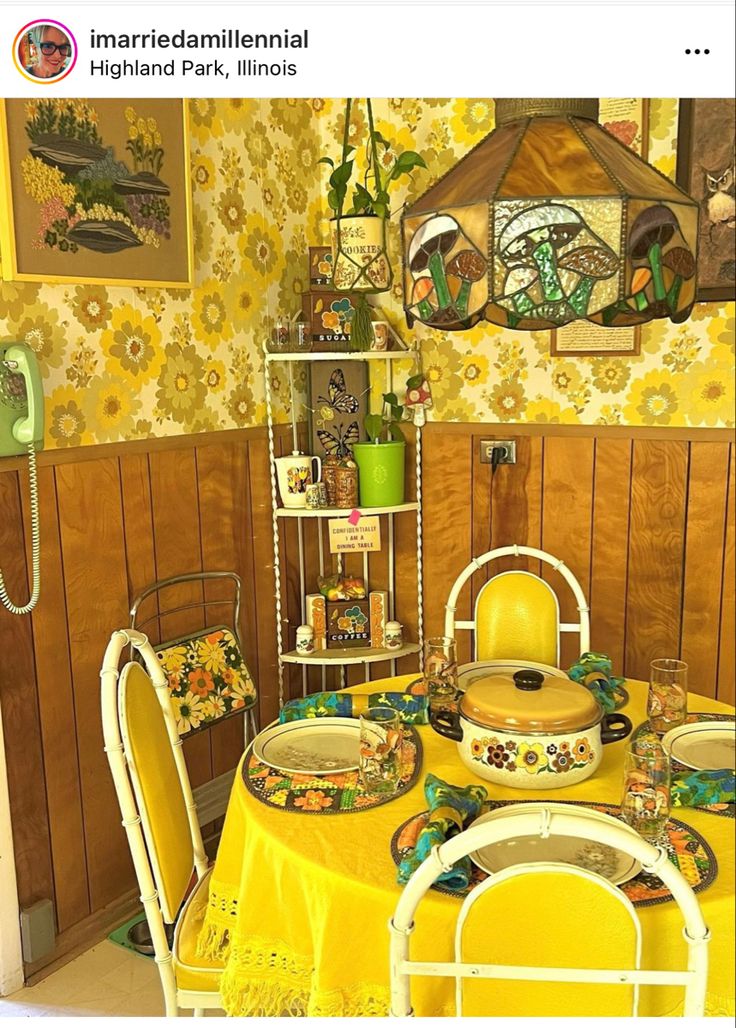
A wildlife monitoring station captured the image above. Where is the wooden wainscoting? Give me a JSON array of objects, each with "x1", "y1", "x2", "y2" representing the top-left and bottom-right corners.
[
  {"x1": 421, "y1": 423, "x2": 735, "y2": 704},
  {"x1": 0, "y1": 424, "x2": 297, "y2": 974}
]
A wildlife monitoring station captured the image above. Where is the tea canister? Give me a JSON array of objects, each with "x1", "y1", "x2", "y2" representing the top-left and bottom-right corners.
[
  {"x1": 430, "y1": 668, "x2": 632, "y2": 790},
  {"x1": 296, "y1": 625, "x2": 315, "y2": 655},
  {"x1": 385, "y1": 621, "x2": 403, "y2": 650},
  {"x1": 322, "y1": 455, "x2": 340, "y2": 507},
  {"x1": 334, "y1": 458, "x2": 359, "y2": 509}
]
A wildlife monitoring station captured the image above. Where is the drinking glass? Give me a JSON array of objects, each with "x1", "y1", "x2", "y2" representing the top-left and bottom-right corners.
[
  {"x1": 426, "y1": 676, "x2": 457, "y2": 716},
  {"x1": 293, "y1": 321, "x2": 311, "y2": 352},
  {"x1": 648, "y1": 659, "x2": 688, "y2": 735},
  {"x1": 424, "y1": 636, "x2": 458, "y2": 690},
  {"x1": 359, "y1": 707, "x2": 402, "y2": 795},
  {"x1": 620, "y1": 738, "x2": 671, "y2": 843},
  {"x1": 268, "y1": 318, "x2": 291, "y2": 353}
]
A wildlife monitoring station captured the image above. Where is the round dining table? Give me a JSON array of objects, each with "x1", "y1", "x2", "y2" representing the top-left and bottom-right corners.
[{"x1": 196, "y1": 675, "x2": 735, "y2": 1018}]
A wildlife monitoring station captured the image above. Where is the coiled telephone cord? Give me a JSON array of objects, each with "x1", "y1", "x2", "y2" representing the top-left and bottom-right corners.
[{"x1": 0, "y1": 441, "x2": 41, "y2": 614}]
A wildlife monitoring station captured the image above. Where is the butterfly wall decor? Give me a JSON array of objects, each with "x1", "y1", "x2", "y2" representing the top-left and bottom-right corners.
[{"x1": 308, "y1": 361, "x2": 369, "y2": 460}]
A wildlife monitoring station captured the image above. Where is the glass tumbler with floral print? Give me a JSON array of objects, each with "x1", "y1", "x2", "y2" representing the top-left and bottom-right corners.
[
  {"x1": 359, "y1": 707, "x2": 402, "y2": 795},
  {"x1": 648, "y1": 659, "x2": 688, "y2": 735},
  {"x1": 620, "y1": 738, "x2": 671, "y2": 843}
]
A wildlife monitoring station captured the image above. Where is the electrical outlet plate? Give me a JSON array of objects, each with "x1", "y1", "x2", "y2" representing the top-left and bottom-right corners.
[{"x1": 479, "y1": 439, "x2": 517, "y2": 465}]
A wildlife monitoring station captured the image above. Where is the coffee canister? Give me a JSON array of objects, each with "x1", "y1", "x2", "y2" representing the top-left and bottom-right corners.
[{"x1": 334, "y1": 458, "x2": 359, "y2": 509}]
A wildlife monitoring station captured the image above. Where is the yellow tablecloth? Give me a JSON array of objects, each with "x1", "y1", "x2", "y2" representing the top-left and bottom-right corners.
[{"x1": 198, "y1": 677, "x2": 735, "y2": 1017}]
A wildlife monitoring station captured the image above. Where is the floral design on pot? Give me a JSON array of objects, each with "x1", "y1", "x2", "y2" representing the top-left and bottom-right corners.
[
  {"x1": 470, "y1": 734, "x2": 596, "y2": 777},
  {"x1": 431, "y1": 668, "x2": 632, "y2": 790}
]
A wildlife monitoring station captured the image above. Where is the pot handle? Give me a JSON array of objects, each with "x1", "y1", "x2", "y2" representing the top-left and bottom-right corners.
[
  {"x1": 429, "y1": 708, "x2": 463, "y2": 743},
  {"x1": 601, "y1": 712, "x2": 633, "y2": 744}
]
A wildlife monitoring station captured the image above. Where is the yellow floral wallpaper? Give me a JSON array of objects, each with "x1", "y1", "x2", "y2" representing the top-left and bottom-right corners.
[{"x1": 0, "y1": 97, "x2": 733, "y2": 449}]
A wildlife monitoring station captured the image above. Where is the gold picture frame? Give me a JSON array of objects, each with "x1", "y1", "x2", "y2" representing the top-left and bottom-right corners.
[{"x1": 0, "y1": 98, "x2": 193, "y2": 287}]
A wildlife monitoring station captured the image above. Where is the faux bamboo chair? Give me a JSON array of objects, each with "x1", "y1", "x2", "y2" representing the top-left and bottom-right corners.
[
  {"x1": 389, "y1": 806, "x2": 709, "y2": 1017},
  {"x1": 101, "y1": 628, "x2": 224, "y2": 1016},
  {"x1": 444, "y1": 545, "x2": 590, "y2": 665}
]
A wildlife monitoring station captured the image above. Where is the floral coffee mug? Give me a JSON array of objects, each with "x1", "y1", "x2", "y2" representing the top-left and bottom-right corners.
[{"x1": 275, "y1": 452, "x2": 322, "y2": 508}]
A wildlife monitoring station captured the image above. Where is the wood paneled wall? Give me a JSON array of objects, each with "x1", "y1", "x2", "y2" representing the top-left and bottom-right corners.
[
  {"x1": 0, "y1": 426, "x2": 293, "y2": 969},
  {"x1": 422, "y1": 425, "x2": 735, "y2": 704},
  {"x1": 0, "y1": 420, "x2": 733, "y2": 974}
]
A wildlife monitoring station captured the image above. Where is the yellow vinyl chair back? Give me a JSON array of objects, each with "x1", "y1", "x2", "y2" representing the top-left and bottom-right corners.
[
  {"x1": 390, "y1": 806, "x2": 710, "y2": 1017},
  {"x1": 444, "y1": 545, "x2": 590, "y2": 665},
  {"x1": 119, "y1": 661, "x2": 194, "y2": 923},
  {"x1": 457, "y1": 870, "x2": 638, "y2": 1016},
  {"x1": 101, "y1": 629, "x2": 218, "y2": 1016},
  {"x1": 475, "y1": 571, "x2": 559, "y2": 666}
]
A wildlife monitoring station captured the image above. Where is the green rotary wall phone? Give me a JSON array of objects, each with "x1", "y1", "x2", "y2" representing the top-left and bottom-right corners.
[{"x1": 0, "y1": 343, "x2": 43, "y2": 615}]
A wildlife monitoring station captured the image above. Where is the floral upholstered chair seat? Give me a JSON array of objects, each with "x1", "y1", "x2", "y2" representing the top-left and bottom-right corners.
[{"x1": 156, "y1": 626, "x2": 257, "y2": 736}]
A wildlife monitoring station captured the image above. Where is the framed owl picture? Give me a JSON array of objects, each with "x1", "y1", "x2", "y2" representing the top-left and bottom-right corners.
[
  {"x1": 308, "y1": 360, "x2": 369, "y2": 461},
  {"x1": 676, "y1": 98, "x2": 735, "y2": 301}
]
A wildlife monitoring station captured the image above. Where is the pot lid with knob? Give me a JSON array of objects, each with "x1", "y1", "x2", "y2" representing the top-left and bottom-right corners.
[{"x1": 458, "y1": 668, "x2": 603, "y2": 734}]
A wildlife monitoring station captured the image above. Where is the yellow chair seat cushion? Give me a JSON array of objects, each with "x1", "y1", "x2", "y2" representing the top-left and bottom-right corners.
[{"x1": 173, "y1": 868, "x2": 224, "y2": 993}]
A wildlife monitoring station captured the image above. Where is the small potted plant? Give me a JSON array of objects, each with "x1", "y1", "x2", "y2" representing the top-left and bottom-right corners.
[
  {"x1": 352, "y1": 392, "x2": 407, "y2": 507},
  {"x1": 320, "y1": 99, "x2": 425, "y2": 349}
]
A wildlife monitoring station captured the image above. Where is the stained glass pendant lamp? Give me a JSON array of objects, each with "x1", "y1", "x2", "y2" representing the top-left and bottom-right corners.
[{"x1": 402, "y1": 99, "x2": 699, "y2": 333}]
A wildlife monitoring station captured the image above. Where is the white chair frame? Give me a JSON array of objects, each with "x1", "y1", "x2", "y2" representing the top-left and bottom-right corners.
[
  {"x1": 444, "y1": 545, "x2": 591, "y2": 662},
  {"x1": 130, "y1": 570, "x2": 259, "y2": 746},
  {"x1": 101, "y1": 628, "x2": 224, "y2": 1016},
  {"x1": 389, "y1": 807, "x2": 709, "y2": 1017}
]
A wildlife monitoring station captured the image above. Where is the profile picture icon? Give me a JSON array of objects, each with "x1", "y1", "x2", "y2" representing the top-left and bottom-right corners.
[{"x1": 13, "y1": 20, "x2": 77, "y2": 83}]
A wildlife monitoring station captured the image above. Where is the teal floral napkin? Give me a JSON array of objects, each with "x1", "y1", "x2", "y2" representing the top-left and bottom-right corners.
[
  {"x1": 397, "y1": 773, "x2": 487, "y2": 891},
  {"x1": 567, "y1": 651, "x2": 628, "y2": 713},
  {"x1": 279, "y1": 691, "x2": 428, "y2": 725},
  {"x1": 671, "y1": 769, "x2": 735, "y2": 808}
]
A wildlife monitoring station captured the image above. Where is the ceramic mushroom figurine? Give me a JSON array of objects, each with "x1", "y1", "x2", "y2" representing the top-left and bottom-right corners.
[
  {"x1": 404, "y1": 374, "x2": 433, "y2": 426},
  {"x1": 446, "y1": 250, "x2": 487, "y2": 318},
  {"x1": 557, "y1": 245, "x2": 619, "y2": 316},
  {"x1": 499, "y1": 204, "x2": 583, "y2": 317},
  {"x1": 628, "y1": 205, "x2": 679, "y2": 310},
  {"x1": 408, "y1": 215, "x2": 460, "y2": 312}
]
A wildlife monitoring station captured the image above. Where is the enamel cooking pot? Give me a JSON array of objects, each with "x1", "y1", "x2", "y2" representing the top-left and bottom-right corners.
[{"x1": 430, "y1": 668, "x2": 632, "y2": 789}]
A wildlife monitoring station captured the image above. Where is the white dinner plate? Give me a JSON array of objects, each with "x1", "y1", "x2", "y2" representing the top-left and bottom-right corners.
[
  {"x1": 457, "y1": 659, "x2": 569, "y2": 693},
  {"x1": 252, "y1": 717, "x2": 361, "y2": 775},
  {"x1": 468, "y1": 803, "x2": 641, "y2": 886},
  {"x1": 662, "y1": 721, "x2": 736, "y2": 771}
]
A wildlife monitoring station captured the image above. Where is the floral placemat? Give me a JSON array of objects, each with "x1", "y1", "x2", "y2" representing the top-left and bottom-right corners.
[
  {"x1": 242, "y1": 725, "x2": 422, "y2": 814},
  {"x1": 632, "y1": 713, "x2": 735, "y2": 818},
  {"x1": 390, "y1": 799, "x2": 717, "y2": 907}
]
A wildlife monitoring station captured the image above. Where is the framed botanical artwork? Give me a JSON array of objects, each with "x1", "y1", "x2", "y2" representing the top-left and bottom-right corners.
[
  {"x1": 676, "y1": 98, "x2": 736, "y2": 301},
  {"x1": 0, "y1": 98, "x2": 193, "y2": 286},
  {"x1": 308, "y1": 360, "x2": 369, "y2": 461}
]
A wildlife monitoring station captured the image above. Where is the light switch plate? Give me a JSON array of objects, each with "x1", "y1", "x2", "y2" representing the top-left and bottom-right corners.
[{"x1": 479, "y1": 439, "x2": 517, "y2": 464}]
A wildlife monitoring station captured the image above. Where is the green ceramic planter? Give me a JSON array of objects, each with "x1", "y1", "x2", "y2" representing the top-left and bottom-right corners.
[{"x1": 352, "y1": 440, "x2": 405, "y2": 507}]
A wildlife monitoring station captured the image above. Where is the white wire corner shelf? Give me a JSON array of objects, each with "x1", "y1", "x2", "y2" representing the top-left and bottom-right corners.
[{"x1": 264, "y1": 336, "x2": 425, "y2": 706}]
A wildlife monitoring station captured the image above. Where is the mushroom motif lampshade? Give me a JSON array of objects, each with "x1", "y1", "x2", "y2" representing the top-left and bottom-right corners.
[{"x1": 401, "y1": 99, "x2": 699, "y2": 332}]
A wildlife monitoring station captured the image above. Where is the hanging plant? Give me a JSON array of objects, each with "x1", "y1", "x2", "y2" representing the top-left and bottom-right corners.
[{"x1": 320, "y1": 99, "x2": 425, "y2": 350}]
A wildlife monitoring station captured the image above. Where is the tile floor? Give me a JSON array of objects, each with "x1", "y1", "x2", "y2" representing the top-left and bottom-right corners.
[{"x1": 0, "y1": 941, "x2": 166, "y2": 1017}]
